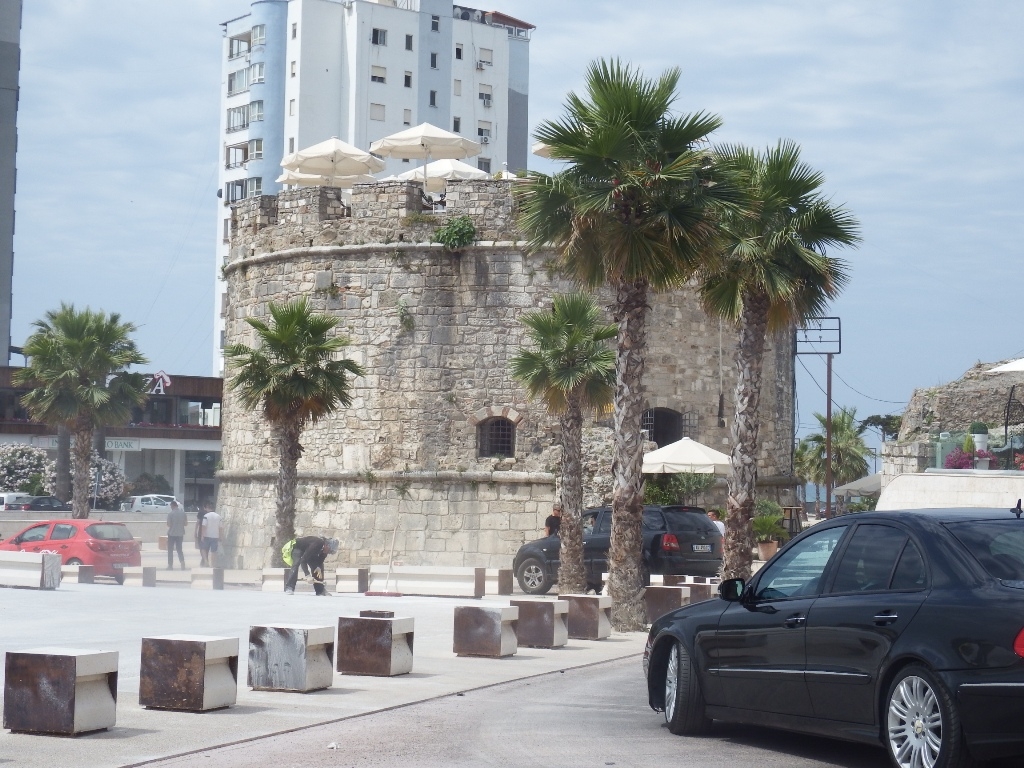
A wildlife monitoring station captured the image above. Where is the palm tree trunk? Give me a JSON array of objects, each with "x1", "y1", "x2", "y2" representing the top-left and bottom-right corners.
[
  {"x1": 607, "y1": 278, "x2": 650, "y2": 631},
  {"x1": 70, "y1": 420, "x2": 94, "y2": 519},
  {"x1": 269, "y1": 419, "x2": 303, "y2": 567},
  {"x1": 56, "y1": 426, "x2": 71, "y2": 503},
  {"x1": 557, "y1": 397, "x2": 586, "y2": 595},
  {"x1": 723, "y1": 293, "x2": 769, "y2": 580}
]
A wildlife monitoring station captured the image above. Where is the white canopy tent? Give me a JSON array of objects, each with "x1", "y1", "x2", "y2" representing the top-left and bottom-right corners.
[
  {"x1": 642, "y1": 437, "x2": 732, "y2": 475},
  {"x1": 395, "y1": 158, "x2": 490, "y2": 193},
  {"x1": 280, "y1": 137, "x2": 385, "y2": 177},
  {"x1": 369, "y1": 122, "x2": 481, "y2": 162}
]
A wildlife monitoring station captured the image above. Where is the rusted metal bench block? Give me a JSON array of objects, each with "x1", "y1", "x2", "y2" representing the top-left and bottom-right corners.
[
  {"x1": 4, "y1": 648, "x2": 118, "y2": 734},
  {"x1": 191, "y1": 568, "x2": 225, "y2": 590},
  {"x1": 335, "y1": 567, "x2": 369, "y2": 593},
  {"x1": 60, "y1": 564, "x2": 95, "y2": 584},
  {"x1": 687, "y1": 584, "x2": 715, "y2": 603},
  {"x1": 453, "y1": 605, "x2": 518, "y2": 658},
  {"x1": 139, "y1": 635, "x2": 238, "y2": 711},
  {"x1": 0, "y1": 551, "x2": 61, "y2": 590},
  {"x1": 248, "y1": 625, "x2": 335, "y2": 692},
  {"x1": 485, "y1": 569, "x2": 514, "y2": 596},
  {"x1": 644, "y1": 585, "x2": 690, "y2": 623},
  {"x1": 336, "y1": 612, "x2": 414, "y2": 676},
  {"x1": 510, "y1": 599, "x2": 568, "y2": 648},
  {"x1": 122, "y1": 566, "x2": 156, "y2": 588},
  {"x1": 563, "y1": 594, "x2": 612, "y2": 640}
]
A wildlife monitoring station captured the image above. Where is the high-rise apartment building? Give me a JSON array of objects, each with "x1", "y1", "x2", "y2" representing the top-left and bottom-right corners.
[
  {"x1": 0, "y1": 0, "x2": 22, "y2": 361},
  {"x1": 214, "y1": 0, "x2": 533, "y2": 374}
]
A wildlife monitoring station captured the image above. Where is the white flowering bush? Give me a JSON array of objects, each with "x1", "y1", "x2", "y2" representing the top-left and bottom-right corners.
[
  {"x1": 87, "y1": 451, "x2": 125, "y2": 510},
  {"x1": 0, "y1": 444, "x2": 55, "y2": 494}
]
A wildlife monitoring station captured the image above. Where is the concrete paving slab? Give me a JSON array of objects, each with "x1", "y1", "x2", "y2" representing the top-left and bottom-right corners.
[{"x1": 0, "y1": 582, "x2": 645, "y2": 768}]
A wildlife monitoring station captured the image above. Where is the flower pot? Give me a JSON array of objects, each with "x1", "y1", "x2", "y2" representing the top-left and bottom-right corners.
[
  {"x1": 975, "y1": 457, "x2": 991, "y2": 470},
  {"x1": 972, "y1": 433, "x2": 989, "y2": 452},
  {"x1": 757, "y1": 540, "x2": 779, "y2": 561}
]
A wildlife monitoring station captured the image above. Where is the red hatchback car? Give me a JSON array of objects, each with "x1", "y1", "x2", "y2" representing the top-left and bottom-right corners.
[{"x1": 0, "y1": 519, "x2": 141, "y2": 583}]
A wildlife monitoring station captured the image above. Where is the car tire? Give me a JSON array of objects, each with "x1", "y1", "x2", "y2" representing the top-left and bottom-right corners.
[
  {"x1": 515, "y1": 557, "x2": 552, "y2": 595},
  {"x1": 114, "y1": 573, "x2": 125, "y2": 585},
  {"x1": 664, "y1": 640, "x2": 711, "y2": 736},
  {"x1": 885, "y1": 664, "x2": 972, "y2": 768},
  {"x1": 66, "y1": 558, "x2": 83, "y2": 566}
]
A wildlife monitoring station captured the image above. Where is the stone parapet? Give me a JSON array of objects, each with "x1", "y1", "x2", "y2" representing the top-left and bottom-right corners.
[{"x1": 881, "y1": 441, "x2": 936, "y2": 490}]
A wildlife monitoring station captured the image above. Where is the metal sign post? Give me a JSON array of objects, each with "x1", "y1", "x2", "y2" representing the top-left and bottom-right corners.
[{"x1": 797, "y1": 318, "x2": 841, "y2": 518}]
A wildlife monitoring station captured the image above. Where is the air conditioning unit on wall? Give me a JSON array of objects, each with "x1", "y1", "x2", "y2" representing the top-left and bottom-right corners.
[
  {"x1": 480, "y1": 136, "x2": 489, "y2": 144},
  {"x1": 481, "y1": 95, "x2": 492, "y2": 107}
]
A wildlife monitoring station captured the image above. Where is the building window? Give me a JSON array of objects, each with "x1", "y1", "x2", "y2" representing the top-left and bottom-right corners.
[
  {"x1": 370, "y1": 103, "x2": 386, "y2": 121},
  {"x1": 228, "y1": 36, "x2": 250, "y2": 60},
  {"x1": 372, "y1": 28, "x2": 387, "y2": 46},
  {"x1": 477, "y1": 158, "x2": 491, "y2": 173},
  {"x1": 226, "y1": 105, "x2": 249, "y2": 132},
  {"x1": 641, "y1": 408, "x2": 695, "y2": 447},
  {"x1": 431, "y1": 15, "x2": 440, "y2": 31},
  {"x1": 453, "y1": 79, "x2": 461, "y2": 96},
  {"x1": 430, "y1": 52, "x2": 438, "y2": 69},
  {"x1": 251, "y1": 24, "x2": 266, "y2": 45},
  {"x1": 291, "y1": 23, "x2": 297, "y2": 39},
  {"x1": 478, "y1": 417, "x2": 515, "y2": 458},
  {"x1": 250, "y1": 62, "x2": 265, "y2": 83},
  {"x1": 289, "y1": 99, "x2": 295, "y2": 116},
  {"x1": 405, "y1": 34, "x2": 413, "y2": 51},
  {"x1": 404, "y1": 71, "x2": 412, "y2": 88},
  {"x1": 249, "y1": 100, "x2": 264, "y2": 121},
  {"x1": 429, "y1": 90, "x2": 437, "y2": 107},
  {"x1": 289, "y1": 137, "x2": 295, "y2": 153},
  {"x1": 246, "y1": 177, "x2": 262, "y2": 198},
  {"x1": 453, "y1": 116, "x2": 461, "y2": 133},
  {"x1": 455, "y1": 43, "x2": 463, "y2": 60},
  {"x1": 248, "y1": 138, "x2": 263, "y2": 159},
  {"x1": 225, "y1": 142, "x2": 248, "y2": 168},
  {"x1": 477, "y1": 121, "x2": 491, "y2": 144},
  {"x1": 371, "y1": 65, "x2": 387, "y2": 84},
  {"x1": 403, "y1": 108, "x2": 412, "y2": 126},
  {"x1": 222, "y1": 219, "x2": 230, "y2": 243},
  {"x1": 479, "y1": 47, "x2": 493, "y2": 65},
  {"x1": 479, "y1": 84, "x2": 492, "y2": 107},
  {"x1": 290, "y1": 61, "x2": 297, "y2": 77},
  {"x1": 227, "y1": 68, "x2": 248, "y2": 96}
]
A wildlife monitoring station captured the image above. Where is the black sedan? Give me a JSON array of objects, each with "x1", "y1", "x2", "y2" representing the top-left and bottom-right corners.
[
  {"x1": 643, "y1": 507, "x2": 1024, "y2": 767},
  {"x1": 19, "y1": 496, "x2": 71, "y2": 512}
]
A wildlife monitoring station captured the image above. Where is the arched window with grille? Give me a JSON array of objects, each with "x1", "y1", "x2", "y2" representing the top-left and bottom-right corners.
[
  {"x1": 642, "y1": 408, "x2": 698, "y2": 447},
  {"x1": 478, "y1": 417, "x2": 516, "y2": 458}
]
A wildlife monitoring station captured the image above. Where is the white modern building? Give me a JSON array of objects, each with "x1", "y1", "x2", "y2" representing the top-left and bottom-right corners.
[
  {"x1": 213, "y1": 0, "x2": 533, "y2": 374},
  {"x1": 0, "y1": 0, "x2": 22, "y2": 363}
]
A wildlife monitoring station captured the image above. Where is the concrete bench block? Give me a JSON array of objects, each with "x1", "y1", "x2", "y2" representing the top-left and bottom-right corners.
[
  {"x1": 4, "y1": 648, "x2": 118, "y2": 734},
  {"x1": 335, "y1": 567, "x2": 369, "y2": 593},
  {"x1": 663, "y1": 574, "x2": 721, "y2": 586},
  {"x1": 367, "y1": 565, "x2": 485, "y2": 598},
  {"x1": 602, "y1": 571, "x2": 665, "y2": 587},
  {"x1": 60, "y1": 564, "x2": 95, "y2": 584},
  {"x1": 485, "y1": 569, "x2": 514, "y2": 596},
  {"x1": 191, "y1": 568, "x2": 225, "y2": 590},
  {"x1": 248, "y1": 625, "x2": 335, "y2": 692},
  {"x1": 336, "y1": 613, "x2": 414, "y2": 676},
  {"x1": 562, "y1": 594, "x2": 612, "y2": 640},
  {"x1": 644, "y1": 586, "x2": 690, "y2": 623},
  {"x1": 158, "y1": 535, "x2": 168, "y2": 551},
  {"x1": 0, "y1": 551, "x2": 61, "y2": 590},
  {"x1": 510, "y1": 599, "x2": 568, "y2": 648},
  {"x1": 122, "y1": 566, "x2": 156, "y2": 588},
  {"x1": 139, "y1": 635, "x2": 238, "y2": 712},
  {"x1": 453, "y1": 605, "x2": 518, "y2": 658},
  {"x1": 261, "y1": 567, "x2": 287, "y2": 592}
]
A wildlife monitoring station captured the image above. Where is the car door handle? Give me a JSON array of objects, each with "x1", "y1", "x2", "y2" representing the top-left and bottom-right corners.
[
  {"x1": 784, "y1": 614, "x2": 806, "y2": 628},
  {"x1": 873, "y1": 612, "x2": 899, "y2": 625}
]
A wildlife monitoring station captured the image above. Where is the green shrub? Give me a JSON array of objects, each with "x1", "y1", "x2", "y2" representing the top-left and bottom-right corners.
[
  {"x1": 754, "y1": 498, "x2": 784, "y2": 517},
  {"x1": 752, "y1": 512, "x2": 789, "y2": 543},
  {"x1": 433, "y1": 216, "x2": 476, "y2": 250},
  {"x1": 643, "y1": 472, "x2": 716, "y2": 505},
  {"x1": 962, "y1": 434, "x2": 975, "y2": 453},
  {"x1": 969, "y1": 422, "x2": 989, "y2": 435}
]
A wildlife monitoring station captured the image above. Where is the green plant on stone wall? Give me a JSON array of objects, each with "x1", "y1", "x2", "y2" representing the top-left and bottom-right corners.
[
  {"x1": 395, "y1": 480, "x2": 411, "y2": 499},
  {"x1": 405, "y1": 213, "x2": 435, "y2": 225},
  {"x1": 433, "y1": 215, "x2": 476, "y2": 250},
  {"x1": 397, "y1": 299, "x2": 414, "y2": 332}
]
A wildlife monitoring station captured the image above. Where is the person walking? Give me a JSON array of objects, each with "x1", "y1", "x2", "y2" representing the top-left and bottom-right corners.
[
  {"x1": 200, "y1": 504, "x2": 222, "y2": 567},
  {"x1": 195, "y1": 503, "x2": 209, "y2": 567},
  {"x1": 708, "y1": 509, "x2": 726, "y2": 537},
  {"x1": 166, "y1": 500, "x2": 187, "y2": 570},
  {"x1": 284, "y1": 536, "x2": 339, "y2": 596}
]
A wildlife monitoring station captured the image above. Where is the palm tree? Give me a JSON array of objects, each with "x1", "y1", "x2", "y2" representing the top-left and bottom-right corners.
[
  {"x1": 797, "y1": 408, "x2": 872, "y2": 505},
  {"x1": 225, "y1": 299, "x2": 364, "y2": 565},
  {"x1": 793, "y1": 438, "x2": 825, "y2": 516},
  {"x1": 511, "y1": 292, "x2": 616, "y2": 595},
  {"x1": 14, "y1": 304, "x2": 148, "y2": 518},
  {"x1": 696, "y1": 140, "x2": 859, "y2": 579},
  {"x1": 516, "y1": 59, "x2": 739, "y2": 629}
]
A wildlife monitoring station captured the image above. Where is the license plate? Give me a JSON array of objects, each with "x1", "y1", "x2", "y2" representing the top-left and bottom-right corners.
[
  {"x1": 691, "y1": 544, "x2": 712, "y2": 553},
  {"x1": 112, "y1": 563, "x2": 127, "y2": 568}
]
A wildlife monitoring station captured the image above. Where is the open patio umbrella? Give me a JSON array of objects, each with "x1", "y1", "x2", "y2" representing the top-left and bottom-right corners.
[
  {"x1": 988, "y1": 358, "x2": 1024, "y2": 373},
  {"x1": 275, "y1": 169, "x2": 377, "y2": 188},
  {"x1": 395, "y1": 158, "x2": 490, "y2": 192},
  {"x1": 280, "y1": 137, "x2": 385, "y2": 176},
  {"x1": 531, "y1": 141, "x2": 553, "y2": 159},
  {"x1": 642, "y1": 437, "x2": 732, "y2": 475},
  {"x1": 832, "y1": 473, "x2": 882, "y2": 498},
  {"x1": 369, "y1": 122, "x2": 481, "y2": 162}
]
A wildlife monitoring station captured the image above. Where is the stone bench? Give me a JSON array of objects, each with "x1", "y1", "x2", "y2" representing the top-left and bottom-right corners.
[
  {"x1": 335, "y1": 567, "x2": 369, "y2": 593},
  {"x1": 367, "y1": 565, "x2": 485, "y2": 598},
  {"x1": 190, "y1": 568, "x2": 225, "y2": 590},
  {"x1": 0, "y1": 551, "x2": 61, "y2": 590},
  {"x1": 3, "y1": 647, "x2": 118, "y2": 734},
  {"x1": 453, "y1": 605, "x2": 518, "y2": 658},
  {"x1": 510, "y1": 599, "x2": 568, "y2": 648},
  {"x1": 122, "y1": 566, "x2": 157, "y2": 588},
  {"x1": 337, "y1": 611, "x2": 414, "y2": 676},
  {"x1": 139, "y1": 635, "x2": 238, "y2": 712},
  {"x1": 262, "y1": 567, "x2": 319, "y2": 593},
  {"x1": 60, "y1": 563, "x2": 95, "y2": 584},
  {"x1": 663, "y1": 576, "x2": 717, "y2": 603},
  {"x1": 644, "y1": 585, "x2": 691, "y2": 623},
  {"x1": 248, "y1": 625, "x2": 335, "y2": 692},
  {"x1": 485, "y1": 569, "x2": 513, "y2": 596},
  {"x1": 562, "y1": 594, "x2": 612, "y2": 640}
]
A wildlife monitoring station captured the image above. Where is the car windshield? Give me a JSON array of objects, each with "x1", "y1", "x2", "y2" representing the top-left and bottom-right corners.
[
  {"x1": 946, "y1": 520, "x2": 1024, "y2": 581},
  {"x1": 85, "y1": 524, "x2": 133, "y2": 541}
]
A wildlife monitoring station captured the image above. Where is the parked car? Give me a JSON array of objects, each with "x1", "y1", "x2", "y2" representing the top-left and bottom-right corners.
[
  {"x1": 17, "y1": 496, "x2": 71, "y2": 512},
  {"x1": 0, "y1": 491, "x2": 33, "y2": 510},
  {"x1": 0, "y1": 519, "x2": 141, "y2": 583},
  {"x1": 643, "y1": 507, "x2": 1024, "y2": 767},
  {"x1": 120, "y1": 495, "x2": 181, "y2": 513},
  {"x1": 513, "y1": 505, "x2": 723, "y2": 595}
]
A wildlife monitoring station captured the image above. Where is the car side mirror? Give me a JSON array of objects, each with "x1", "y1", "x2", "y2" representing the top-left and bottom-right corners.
[{"x1": 719, "y1": 578, "x2": 745, "y2": 602}]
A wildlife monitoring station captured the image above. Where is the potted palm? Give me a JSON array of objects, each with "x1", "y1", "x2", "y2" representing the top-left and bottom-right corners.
[{"x1": 753, "y1": 500, "x2": 789, "y2": 560}]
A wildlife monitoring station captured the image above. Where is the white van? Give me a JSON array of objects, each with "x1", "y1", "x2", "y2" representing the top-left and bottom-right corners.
[
  {"x1": 120, "y1": 495, "x2": 182, "y2": 513},
  {"x1": 0, "y1": 492, "x2": 34, "y2": 510}
]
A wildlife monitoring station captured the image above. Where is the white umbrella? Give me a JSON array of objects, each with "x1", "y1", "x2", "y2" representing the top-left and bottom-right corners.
[
  {"x1": 531, "y1": 141, "x2": 553, "y2": 159},
  {"x1": 395, "y1": 158, "x2": 489, "y2": 193},
  {"x1": 280, "y1": 137, "x2": 385, "y2": 176},
  {"x1": 369, "y1": 122, "x2": 481, "y2": 161},
  {"x1": 275, "y1": 169, "x2": 377, "y2": 188},
  {"x1": 832, "y1": 473, "x2": 882, "y2": 498},
  {"x1": 987, "y1": 358, "x2": 1024, "y2": 373},
  {"x1": 642, "y1": 437, "x2": 732, "y2": 475}
]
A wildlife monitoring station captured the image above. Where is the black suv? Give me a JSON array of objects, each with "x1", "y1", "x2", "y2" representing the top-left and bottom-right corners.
[{"x1": 513, "y1": 505, "x2": 723, "y2": 595}]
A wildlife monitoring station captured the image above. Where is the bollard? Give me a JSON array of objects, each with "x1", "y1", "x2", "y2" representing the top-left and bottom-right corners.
[
  {"x1": 122, "y1": 566, "x2": 157, "y2": 588},
  {"x1": 191, "y1": 568, "x2": 225, "y2": 590}
]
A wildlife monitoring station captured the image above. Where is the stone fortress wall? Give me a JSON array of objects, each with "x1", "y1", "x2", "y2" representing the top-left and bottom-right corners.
[{"x1": 218, "y1": 180, "x2": 797, "y2": 569}]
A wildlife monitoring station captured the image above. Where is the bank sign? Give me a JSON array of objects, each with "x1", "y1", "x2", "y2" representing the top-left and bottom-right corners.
[{"x1": 105, "y1": 439, "x2": 141, "y2": 452}]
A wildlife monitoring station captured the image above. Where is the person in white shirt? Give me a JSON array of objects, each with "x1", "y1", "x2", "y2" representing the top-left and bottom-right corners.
[
  {"x1": 200, "y1": 506, "x2": 222, "y2": 566},
  {"x1": 708, "y1": 509, "x2": 726, "y2": 537}
]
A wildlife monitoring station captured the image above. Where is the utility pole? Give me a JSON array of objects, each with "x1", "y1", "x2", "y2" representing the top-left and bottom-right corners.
[
  {"x1": 825, "y1": 353, "x2": 833, "y2": 519},
  {"x1": 797, "y1": 318, "x2": 841, "y2": 519}
]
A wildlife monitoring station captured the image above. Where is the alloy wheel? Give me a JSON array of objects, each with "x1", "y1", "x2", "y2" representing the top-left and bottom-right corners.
[
  {"x1": 521, "y1": 563, "x2": 544, "y2": 591},
  {"x1": 887, "y1": 675, "x2": 942, "y2": 768},
  {"x1": 664, "y1": 644, "x2": 679, "y2": 722}
]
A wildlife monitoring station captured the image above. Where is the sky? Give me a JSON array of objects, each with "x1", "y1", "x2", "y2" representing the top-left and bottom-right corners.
[{"x1": 11, "y1": 0, "x2": 1024, "y2": 449}]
